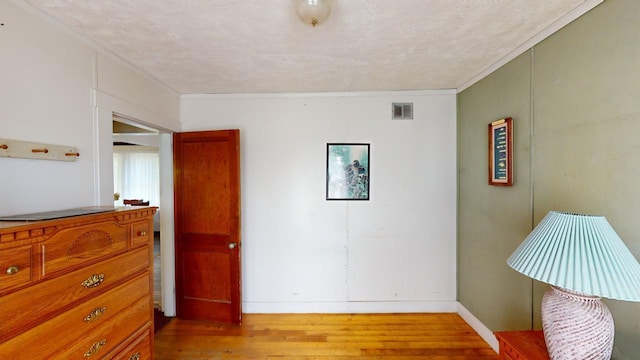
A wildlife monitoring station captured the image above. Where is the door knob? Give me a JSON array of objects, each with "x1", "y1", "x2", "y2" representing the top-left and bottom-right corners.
[{"x1": 228, "y1": 242, "x2": 237, "y2": 249}]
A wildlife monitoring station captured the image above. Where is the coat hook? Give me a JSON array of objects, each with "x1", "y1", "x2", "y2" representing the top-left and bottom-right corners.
[{"x1": 0, "y1": 139, "x2": 78, "y2": 162}]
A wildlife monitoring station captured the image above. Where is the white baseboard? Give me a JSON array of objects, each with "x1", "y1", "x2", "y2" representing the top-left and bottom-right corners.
[
  {"x1": 457, "y1": 302, "x2": 499, "y2": 352},
  {"x1": 244, "y1": 300, "x2": 458, "y2": 314}
]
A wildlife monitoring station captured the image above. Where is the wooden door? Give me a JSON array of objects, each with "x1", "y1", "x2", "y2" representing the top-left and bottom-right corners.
[{"x1": 173, "y1": 130, "x2": 241, "y2": 324}]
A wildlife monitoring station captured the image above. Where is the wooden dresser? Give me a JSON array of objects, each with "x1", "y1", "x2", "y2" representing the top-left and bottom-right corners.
[
  {"x1": 0, "y1": 207, "x2": 156, "y2": 359},
  {"x1": 495, "y1": 330, "x2": 549, "y2": 360}
]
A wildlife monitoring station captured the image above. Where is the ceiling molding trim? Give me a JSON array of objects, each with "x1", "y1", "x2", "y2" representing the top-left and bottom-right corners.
[
  {"x1": 181, "y1": 89, "x2": 458, "y2": 100},
  {"x1": 457, "y1": 0, "x2": 604, "y2": 93}
]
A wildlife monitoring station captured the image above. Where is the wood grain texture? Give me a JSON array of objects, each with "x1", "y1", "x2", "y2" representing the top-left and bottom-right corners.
[
  {"x1": 155, "y1": 313, "x2": 498, "y2": 359},
  {"x1": 495, "y1": 331, "x2": 549, "y2": 360},
  {"x1": 0, "y1": 207, "x2": 156, "y2": 359},
  {"x1": 174, "y1": 130, "x2": 242, "y2": 324}
]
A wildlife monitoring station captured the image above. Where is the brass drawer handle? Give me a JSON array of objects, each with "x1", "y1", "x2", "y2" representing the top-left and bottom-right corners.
[
  {"x1": 83, "y1": 307, "x2": 107, "y2": 323},
  {"x1": 84, "y1": 339, "x2": 106, "y2": 358},
  {"x1": 81, "y1": 274, "x2": 105, "y2": 288},
  {"x1": 6, "y1": 266, "x2": 19, "y2": 275},
  {"x1": 129, "y1": 352, "x2": 141, "y2": 360},
  {"x1": 138, "y1": 231, "x2": 147, "y2": 236}
]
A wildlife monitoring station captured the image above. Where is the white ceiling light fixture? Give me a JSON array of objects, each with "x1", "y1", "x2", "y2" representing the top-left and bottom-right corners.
[{"x1": 292, "y1": 0, "x2": 333, "y2": 27}]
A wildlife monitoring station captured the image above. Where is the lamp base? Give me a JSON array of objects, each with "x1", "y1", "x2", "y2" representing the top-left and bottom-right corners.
[{"x1": 542, "y1": 286, "x2": 614, "y2": 360}]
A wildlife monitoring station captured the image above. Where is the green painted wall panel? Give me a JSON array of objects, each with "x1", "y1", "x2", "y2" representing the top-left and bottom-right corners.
[
  {"x1": 458, "y1": 1, "x2": 640, "y2": 358},
  {"x1": 457, "y1": 51, "x2": 533, "y2": 331},
  {"x1": 532, "y1": 1, "x2": 640, "y2": 358}
]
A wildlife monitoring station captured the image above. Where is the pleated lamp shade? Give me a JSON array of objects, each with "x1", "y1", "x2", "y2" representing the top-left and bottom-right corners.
[{"x1": 507, "y1": 211, "x2": 640, "y2": 301}]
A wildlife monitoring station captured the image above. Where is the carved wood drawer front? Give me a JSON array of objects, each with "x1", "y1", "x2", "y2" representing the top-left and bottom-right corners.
[
  {"x1": 61, "y1": 296, "x2": 150, "y2": 359},
  {"x1": 109, "y1": 326, "x2": 153, "y2": 360},
  {"x1": 0, "y1": 247, "x2": 149, "y2": 341},
  {"x1": 131, "y1": 221, "x2": 151, "y2": 247},
  {"x1": 0, "y1": 274, "x2": 151, "y2": 359},
  {"x1": 0, "y1": 245, "x2": 32, "y2": 292},
  {"x1": 42, "y1": 221, "x2": 127, "y2": 276}
]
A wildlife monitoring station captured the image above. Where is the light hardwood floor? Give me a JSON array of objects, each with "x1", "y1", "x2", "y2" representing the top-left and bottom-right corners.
[{"x1": 154, "y1": 313, "x2": 498, "y2": 359}]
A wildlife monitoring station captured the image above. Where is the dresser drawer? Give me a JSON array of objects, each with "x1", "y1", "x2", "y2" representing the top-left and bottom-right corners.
[
  {"x1": 0, "y1": 273, "x2": 151, "y2": 359},
  {"x1": 42, "y1": 221, "x2": 128, "y2": 276},
  {"x1": 64, "y1": 299, "x2": 151, "y2": 359},
  {"x1": 0, "y1": 245, "x2": 33, "y2": 292},
  {"x1": 0, "y1": 246, "x2": 149, "y2": 341},
  {"x1": 131, "y1": 221, "x2": 152, "y2": 247},
  {"x1": 109, "y1": 326, "x2": 153, "y2": 360}
]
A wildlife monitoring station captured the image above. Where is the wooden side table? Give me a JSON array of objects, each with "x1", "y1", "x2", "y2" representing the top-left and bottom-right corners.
[{"x1": 495, "y1": 331, "x2": 549, "y2": 360}]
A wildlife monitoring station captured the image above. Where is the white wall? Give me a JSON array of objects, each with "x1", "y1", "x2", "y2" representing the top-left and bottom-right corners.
[
  {"x1": 0, "y1": 1, "x2": 180, "y2": 216},
  {"x1": 181, "y1": 91, "x2": 457, "y2": 312},
  {"x1": 2, "y1": 0, "x2": 457, "y2": 315},
  {"x1": 0, "y1": 1, "x2": 95, "y2": 215}
]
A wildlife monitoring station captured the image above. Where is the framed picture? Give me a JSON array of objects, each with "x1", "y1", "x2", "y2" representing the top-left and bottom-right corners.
[
  {"x1": 488, "y1": 117, "x2": 513, "y2": 186},
  {"x1": 326, "y1": 143, "x2": 370, "y2": 200}
]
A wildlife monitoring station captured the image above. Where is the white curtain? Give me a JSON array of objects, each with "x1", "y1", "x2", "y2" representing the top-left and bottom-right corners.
[{"x1": 113, "y1": 146, "x2": 160, "y2": 207}]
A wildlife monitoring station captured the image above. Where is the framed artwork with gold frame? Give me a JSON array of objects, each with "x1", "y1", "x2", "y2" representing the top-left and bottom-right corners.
[{"x1": 488, "y1": 117, "x2": 513, "y2": 186}]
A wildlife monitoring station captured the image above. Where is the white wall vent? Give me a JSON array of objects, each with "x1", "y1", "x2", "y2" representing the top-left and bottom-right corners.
[{"x1": 392, "y1": 103, "x2": 413, "y2": 120}]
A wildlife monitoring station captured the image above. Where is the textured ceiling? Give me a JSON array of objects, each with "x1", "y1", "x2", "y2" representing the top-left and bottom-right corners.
[{"x1": 24, "y1": 0, "x2": 593, "y2": 94}]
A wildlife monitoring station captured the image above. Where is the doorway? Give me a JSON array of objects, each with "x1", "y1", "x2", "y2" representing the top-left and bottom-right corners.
[{"x1": 112, "y1": 115, "x2": 175, "y2": 318}]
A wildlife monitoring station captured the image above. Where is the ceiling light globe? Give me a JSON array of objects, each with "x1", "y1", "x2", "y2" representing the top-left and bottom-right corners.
[{"x1": 292, "y1": 0, "x2": 333, "y2": 27}]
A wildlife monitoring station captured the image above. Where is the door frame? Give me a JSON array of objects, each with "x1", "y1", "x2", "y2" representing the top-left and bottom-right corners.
[
  {"x1": 94, "y1": 89, "x2": 178, "y2": 316},
  {"x1": 158, "y1": 133, "x2": 176, "y2": 317}
]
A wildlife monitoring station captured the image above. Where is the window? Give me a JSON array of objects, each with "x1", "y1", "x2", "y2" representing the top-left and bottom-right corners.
[{"x1": 113, "y1": 146, "x2": 160, "y2": 206}]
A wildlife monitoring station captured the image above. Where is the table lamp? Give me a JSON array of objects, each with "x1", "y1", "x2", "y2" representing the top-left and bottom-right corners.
[{"x1": 507, "y1": 211, "x2": 640, "y2": 359}]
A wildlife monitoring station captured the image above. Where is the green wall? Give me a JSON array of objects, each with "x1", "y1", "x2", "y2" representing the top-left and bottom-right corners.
[
  {"x1": 458, "y1": 51, "x2": 534, "y2": 331},
  {"x1": 458, "y1": 1, "x2": 640, "y2": 358}
]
